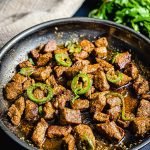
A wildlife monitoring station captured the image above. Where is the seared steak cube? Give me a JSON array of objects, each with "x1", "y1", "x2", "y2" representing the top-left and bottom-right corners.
[
  {"x1": 71, "y1": 99, "x2": 89, "y2": 110},
  {"x1": 107, "y1": 106, "x2": 121, "y2": 120},
  {"x1": 23, "y1": 78, "x2": 35, "y2": 90},
  {"x1": 12, "y1": 73, "x2": 27, "y2": 84},
  {"x1": 33, "y1": 88, "x2": 45, "y2": 100},
  {"x1": 60, "y1": 108, "x2": 82, "y2": 125},
  {"x1": 30, "y1": 49, "x2": 40, "y2": 59},
  {"x1": 53, "y1": 85, "x2": 66, "y2": 96},
  {"x1": 37, "y1": 53, "x2": 52, "y2": 67},
  {"x1": 43, "y1": 40, "x2": 57, "y2": 53},
  {"x1": 73, "y1": 50, "x2": 89, "y2": 60},
  {"x1": 5, "y1": 82, "x2": 23, "y2": 100},
  {"x1": 142, "y1": 94, "x2": 150, "y2": 101},
  {"x1": 94, "y1": 47, "x2": 107, "y2": 59},
  {"x1": 132, "y1": 117, "x2": 150, "y2": 135},
  {"x1": 137, "y1": 99, "x2": 150, "y2": 117},
  {"x1": 7, "y1": 97, "x2": 25, "y2": 126},
  {"x1": 133, "y1": 75, "x2": 149, "y2": 95},
  {"x1": 53, "y1": 90, "x2": 72, "y2": 109},
  {"x1": 62, "y1": 134, "x2": 75, "y2": 150},
  {"x1": 90, "y1": 92, "x2": 108, "y2": 113},
  {"x1": 74, "y1": 124, "x2": 95, "y2": 150},
  {"x1": 93, "y1": 112, "x2": 109, "y2": 122},
  {"x1": 47, "y1": 125, "x2": 72, "y2": 138},
  {"x1": 94, "y1": 71, "x2": 110, "y2": 91},
  {"x1": 107, "y1": 96, "x2": 121, "y2": 107},
  {"x1": 43, "y1": 102, "x2": 55, "y2": 120},
  {"x1": 54, "y1": 66, "x2": 68, "y2": 77},
  {"x1": 96, "y1": 58, "x2": 114, "y2": 72},
  {"x1": 82, "y1": 64, "x2": 100, "y2": 74},
  {"x1": 124, "y1": 63, "x2": 139, "y2": 79},
  {"x1": 19, "y1": 60, "x2": 33, "y2": 68},
  {"x1": 95, "y1": 37, "x2": 108, "y2": 47},
  {"x1": 97, "y1": 121, "x2": 124, "y2": 141},
  {"x1": 25, "y1": 100, "x2": 38, "y2": 121},
  {"x1": 46, "y1": 75, "x2": 57, "y2": 87},
  {"x1": 114, "y1": 52, "x2": 131, "y2": 69},
  {"x1": 32, "y1": 118, "x2": 48, "y2": 147},
  {"x1": 80, "y1": 39, "x2": 95, "y2": 53},
  {"x1": 32, "y1": 66, "x2": 52, "y2": 81}
]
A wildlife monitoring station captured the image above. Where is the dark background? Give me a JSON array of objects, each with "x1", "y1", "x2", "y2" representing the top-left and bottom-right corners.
[{"x1": 0, "y1": 0, "x2": 149, "y2": 149}]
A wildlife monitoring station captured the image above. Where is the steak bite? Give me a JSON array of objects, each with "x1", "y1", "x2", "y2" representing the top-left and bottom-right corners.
[
  {"x1": 47, "y1": 125, "x2": 72, "y2": 138},
  {"x1": 54, "y1": 66, "x2": 68, "y2": 77},
  {"x1": 12, "y1": 73, "x2": 27, "y2": 83},
  {"x1": 81, "y1": 64, "x2": 100, "y2": 74},
  {"x1": 142, "y1": 94, "x2": 150, "y2": 101},
  {"x1": 93, "y1": 112, "x2": 109, "y2": 122},
  {"x1": 95, "y1": 37, "x2": 108, "y2": 47},
  {"x1": 62, "y1": 134, "x2": 75, "y2": 150},
  {"x1": 133, "y1": 75, "x2": 149, "y2": 95},
  {"x1": 97, "y1": 121, "x2": 125, "y2": 141},
  {"x1": 90, "y1": 92, "x2": 108, "y2": 113},
  {"x1": 94, "y1": 71, "x2": 110, "y2": 91},
  {"x1": 107, "y1": 96, "x2": 122, "y2": 108},
  {"x1": 53, "y1": 90, "x2": 72, "y2": 109},
  {"x1": 36, "y1": 53, "x2": 52, "y2": 67},
  {"x1": 19, "y1": 60, "x2": 33, "y2": 68},
  {"x1": 73, "y1": 50, "x2": 89, "y2": 60},
  {"x1": 32, "y1": 66, "x2": 52, "y2": 81},
  {"x1": 136, "y1": 99, "x2": 150, "y2": 117},
  {"x1": 74, "y1": 124, "x2": 95, "y2": 150},
  {"x1": 107, "y1": 106, "x2": 121, "y2": 120},
  {"x1": 85, "y1": 86, "x2": 95, "y2": 98},
  {"x1": 46, "y1": 75, "x2": 57, "y2": 86},
  {"x1": 96, "y1": 58, "x2": 114, "y2": 72},
  {"x1": 71, "y1": 99, "x2": 89, "y2": 110},
  {"x1": 94, "y1": 47, "x2": 107, "y2": 59},
  {"x1": 30, "y1": 49, "x2": 40, "y2": 59},
  {"x1": 23, "y1": 78, "x2": 35, "y2": 90},
  {"x1": 80, "y1": 39, "x2": 95, "y2": 53},
  {"x1": 32, "y1": 118, "x2": 48, "y2": 147},
  {"x1": 7, "y1": 97, "x2": 25, "y2": 126},
  {"x1": 124, "y1": 63, "x2": 139, "y2": 79},
  {"x1": 5, "y1": 82, "x2": 23, "y2": 100},
  {"x1": 43, "y1": 40, "x2": 57, "y2": 53},
  {"x1": 60, "y1": 108, "x2": 82, "y2": 125},
  {"x1": 33, "y1": 88, "x2": 45, "y2": 99},
  {"x1": 132, "y1": 117, "x2": 150, "y2": 135},
  {"x1": 25, "y1": 100, "x2": 38, "y2": 121},
  {"x1": 53, "y1": 85, "x2": 66, "y2": 96},
  {"x1": 43, "y1": 102, "x2": 55, "y2": 120},
  {"x1": 113, "y1": 52, "x2": 131, "y2": 69}
]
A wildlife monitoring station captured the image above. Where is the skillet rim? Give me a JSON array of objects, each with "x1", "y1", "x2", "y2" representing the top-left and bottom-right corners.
[{"x1": 0, "y1": 17, "x2": 150, "y2": 150}]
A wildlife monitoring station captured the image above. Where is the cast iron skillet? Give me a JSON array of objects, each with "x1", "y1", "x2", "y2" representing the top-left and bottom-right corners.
[{"x1": 0, "y1": 17, "x2": 150, "y2": 150}]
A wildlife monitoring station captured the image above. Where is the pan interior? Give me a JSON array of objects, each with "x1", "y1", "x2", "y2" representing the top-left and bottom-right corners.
[{"x1": 0, "y1": 19, "x2": 149, "y2": 149}]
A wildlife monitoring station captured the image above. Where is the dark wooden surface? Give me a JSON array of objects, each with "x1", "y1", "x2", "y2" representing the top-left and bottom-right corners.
[{"x1": 0, "y1": 0, "x2": 149, "y2": 149}]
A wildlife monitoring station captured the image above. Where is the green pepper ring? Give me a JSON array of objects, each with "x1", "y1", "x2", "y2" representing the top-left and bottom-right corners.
[
  {"x1": 55, "y1": 53, "x2": 72, "y2": 67},
  {"x1": 71, "y1": 73, "x2": 92, "y2": 95},
  {"x1": 106, "y1": 71, "x2": 123, "y2": 83},
  {"x1": 106, "y1": 92, "x2": 133, "y2": 121},
  {"x1": 27, "y1": 83, "x2": 53, "y2": 104}
]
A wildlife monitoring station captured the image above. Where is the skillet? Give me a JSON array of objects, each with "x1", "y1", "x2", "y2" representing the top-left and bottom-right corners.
[{"x1": 0, "y1": 17, "x2": 150, "y2": 150}]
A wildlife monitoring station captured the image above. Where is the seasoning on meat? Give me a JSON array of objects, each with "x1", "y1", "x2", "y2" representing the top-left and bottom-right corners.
[
  {"x1": 25, "y1": 100, "x2": 38, "y2": 121},
  {"x1": 37, "y1": 53, "x2": 52, "y2": 67},
  {"x1": 62, "y1": 134, "x2": 75, "y2": 150},
  {"x1": 30, "y1": 49, "x2": 40, "y2": 59},
  {"x1": 5, "y1": 82, "x2": 23, "y2": 100},
  {"x1": 93, "y1": 112, "x2": 109, "y2": 122},
  {"x1": 95, "y1": 37, "x2": 108, "y2": 47},
  {"x1": 19, "y1": 60, "x2": 33, "y2": 68},
  {"x1": 107, "y1": 96, "x2": 122, "y2": 107},
  {"x1": 71, "y1": 99, "x2": 89, "y2": 110},
  {"x1": 43, "y1": 102, "x2": 55, "y2": 120},
  {"x1": 107, "y1": 106, "x2": 121, "y2": 120},
  {"x1": 94, "y1": 47, "x2": 107, "y2": 59},
  {"x1": 60, "y1": 108, "x2": 82, "y2": 125},
  {"x1": 47, "y1": 125, "x2": 72, "y2": 138},
  {"x1": 97, "y1": 121, "x2": 125, "y2": 141},
  {"x1": 132, "y1": 117, "x2": 150, "y2": 136},
  {"x1": 54, "y1": 66, "x2": 68, "y2": 77},
  {"x1": 133, "y1": 75, "x2": 149, "y2": 95},
  {"x1": 113, "y1": 52, "x2": 131, "y2": 69},
  {"x1": 23, "y1": 78, "x2": 35, "y2": 90},
  {"x1": 136, "y1": 99, "x2": 150, "y2": 117},
  {"x1": 32, "y1": 66, "x2": 52, "y2": 81},
  {"x1": 7, "y1": 97, "x2": 25, "y2": 126},
  {"x1": 32, "y1": 118, "x2": 48, "y2": 147},
  {"x1": 74, "y1": 124, "x2": 95, "y2": 150},
  {"x1": 94, "y1": 71, "x2": 110, "y2": 91},
  {"x1": 43, "y1": 40, "x2": 57, "y2": 53},
  {"x1": 124, "y1": 63, "x2": 139, "y2": 79}
]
